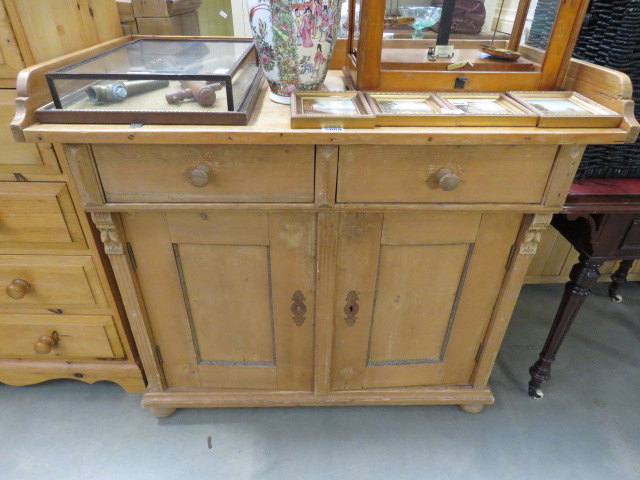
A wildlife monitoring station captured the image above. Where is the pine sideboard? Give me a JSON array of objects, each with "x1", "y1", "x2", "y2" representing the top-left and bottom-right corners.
[{"x1": 12, "y1": 37, "x2": 638, "y2": 417}]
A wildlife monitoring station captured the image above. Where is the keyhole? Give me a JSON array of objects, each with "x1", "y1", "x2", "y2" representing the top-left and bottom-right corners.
[{"x1": 349, "y1": 306, "x2": 354, "y2": 312}]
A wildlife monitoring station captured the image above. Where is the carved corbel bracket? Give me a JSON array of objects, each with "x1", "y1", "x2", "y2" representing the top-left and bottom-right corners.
[
  {"x1": 520, "y1": 214, "x2": 553, "y2": 256},
  {"x1": 91, "y1": 212, "x2": 123, "y2": 255}
]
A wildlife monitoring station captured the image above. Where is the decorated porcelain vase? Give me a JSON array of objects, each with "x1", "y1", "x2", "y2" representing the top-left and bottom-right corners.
[{"x1": 247, "y1": 0, "x2": 342, "y2": 104}]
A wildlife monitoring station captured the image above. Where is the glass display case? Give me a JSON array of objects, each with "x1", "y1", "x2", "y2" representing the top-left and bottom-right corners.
[
  {"x1": 37, "y1": 38, "x2": 264, "y2": 125},
  {"x1": 344, "y1": 0, "x2": 590, "y2": 91}
]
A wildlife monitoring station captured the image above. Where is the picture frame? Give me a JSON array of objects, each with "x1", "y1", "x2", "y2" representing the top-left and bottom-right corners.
[
  {"x1": 506, "y1": 91, "x2": 623, "y2": 128},
  {"x1": 290, "y1": 91, "x2": 376, "y2": 129},
  {"x1": 364, "y1": 92, "x2": 460, "y2": 126},
  {"x1": 436, "y1": 93, "x2": 538, "y2": 127}
]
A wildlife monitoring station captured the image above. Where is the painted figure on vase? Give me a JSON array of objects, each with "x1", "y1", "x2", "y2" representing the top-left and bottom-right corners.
[
  {"x1": 295, "y1": 8, "x2": 303, "y2": 46},
  {"x1": 313, "y1": 0, "x2": 323, "y2": 38},
  {"x1": 301, "y1": 6, "x2": 315, "y2": 48},
  {"x1": 311, "y1": 43, "x2": 327, "y2": 78},
  {"x1": 319, "y1": 5, "x2": 330, "y2": 41},
  {"x1": 327, "y1": 0, "x2": 335, "y2": 40}
]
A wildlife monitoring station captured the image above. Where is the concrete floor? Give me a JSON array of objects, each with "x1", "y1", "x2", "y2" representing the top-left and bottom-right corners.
[{"x1": 1, "y1": 282, "x2": 639, "y2": 480}]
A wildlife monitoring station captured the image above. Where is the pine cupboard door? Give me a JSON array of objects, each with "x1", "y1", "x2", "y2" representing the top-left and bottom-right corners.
[
  {"x1": 330, "y1": 211, "x2": 523, "y2": 391},
  {"x1": 122, "y1": 211, "x2": 316, "y2": 390}
]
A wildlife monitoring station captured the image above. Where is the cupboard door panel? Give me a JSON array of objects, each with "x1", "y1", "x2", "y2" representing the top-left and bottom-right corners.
[
  {"x1": 367, "y1": 244, "x2": 470, "y2": 364},
  {"x1": 176, "y1": 244, "x2": 275, "y2": 364},
  {"x1": 331, "y1": 212, "x2": 522, "y2": 390},
  {"x1": 123, "y1": 211, "x2": 315, "y2": 390}
]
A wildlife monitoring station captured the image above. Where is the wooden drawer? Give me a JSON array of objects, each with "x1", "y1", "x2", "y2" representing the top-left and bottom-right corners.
[
  {"x1": 0, "y1": 91, "x2": 60, "y2": 174},
  {"x1": 0, "y1": 314, "x2": 124, "y2": 359},
  {"x1": 92, "y1": 144, "x2": 315, "y2": 203},
  {"x1": 0, "y1": 182, "x2": 85, "y2": 249},
  {"x1": 336, "y1": 145, "x2": 558, "y2": 204},
  {"x1": 0, "y1": 255, "x2": 107, "y2": 309}
]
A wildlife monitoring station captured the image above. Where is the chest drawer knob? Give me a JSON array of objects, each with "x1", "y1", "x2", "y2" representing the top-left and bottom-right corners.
[
  {"x1": 34, "y1": 332, "x2": 59, "y2": 354},
  {"x1": 6, "y1": 279, "x2": 32, "y2": 300},
  {"x1": 188, "y1": 164, "x2": 212, "y2": 188},
  {"x1": 435, "y1": 168, "x2": 460, "y2": 191}
]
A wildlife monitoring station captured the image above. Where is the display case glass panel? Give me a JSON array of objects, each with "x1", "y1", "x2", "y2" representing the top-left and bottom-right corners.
[
  {"x1": 37, "y1": 39, "x2": 264, "y2": 125},
  {"x1": 345, "y1": 0, "x2": 589, "y2": 91}
]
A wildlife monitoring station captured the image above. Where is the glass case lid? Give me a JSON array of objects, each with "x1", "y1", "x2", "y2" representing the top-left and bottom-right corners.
[{"x1": 49, "y1": 39, "x2": 255, "y2": 78}]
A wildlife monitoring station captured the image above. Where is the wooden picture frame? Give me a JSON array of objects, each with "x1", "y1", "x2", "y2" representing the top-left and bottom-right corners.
[
  {"x1": 364, "y1": 92, "x2": 459, "y2": 126},
  {"x1": 436, "y1": 92, "x2": 538, "y2": 127},
  {"x1": 506, "y1": 91, "x2": 623, "y2": 128},
  {"x1": 290, "y1": 91, "x2": 376, "y2": 129}
]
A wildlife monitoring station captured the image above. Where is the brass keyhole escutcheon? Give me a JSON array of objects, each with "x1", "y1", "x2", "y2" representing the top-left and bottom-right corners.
[
  {"x1": 344, "y1": 291, "x2": 359, "y2": 326},
  {"x1": 291, "y1": 290, "x2": 307, "y2": 326}
]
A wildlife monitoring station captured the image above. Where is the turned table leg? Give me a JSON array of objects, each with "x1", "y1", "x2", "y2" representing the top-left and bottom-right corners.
[
  {"x1": 528, "y1": 255, "x2": 603, "y2": 399},
  {"x1": 608, "y1": 259, "x2": 634, "y2": 303}
]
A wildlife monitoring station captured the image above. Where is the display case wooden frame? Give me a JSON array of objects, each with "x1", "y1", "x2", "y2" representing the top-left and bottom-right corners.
[
  {"x1": 364, "y1": 92, "x2": 459, "y2": 126},
  {"x1": 344, "y1": 0, "x2": 591, "y2": 92},
  {"x1": 290, "y1": 91, "x2": 375, "y2": 129},
  {"x1": 506, "y1": 91, "x2": 623, "y2": 128},
  {"x1": 437, "y1": 93, "x2": 538, "y2": 127},
  {"x1": 35, "y1": 38, "x2": 264, "y2": 126}
]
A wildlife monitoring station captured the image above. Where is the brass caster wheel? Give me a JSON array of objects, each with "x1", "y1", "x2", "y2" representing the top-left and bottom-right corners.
[
  {"x1": 528, "y1": 385, "x2": 544, "y2": 399},
  {"x1": 610, "y1": 294, "x2": 623, "y2": 303}
]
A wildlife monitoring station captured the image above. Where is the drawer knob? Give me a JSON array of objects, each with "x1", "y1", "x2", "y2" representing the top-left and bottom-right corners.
[
  {"x1": 6, "y1": 279, "x2": 31, "y2": 300},
  {"x1": 435, "y1": 168, "x2": 460, "y2": 191},
  {"x1": 188, "y1": 164, "x2": 211, "y2": 188},
  {"x1": 34, "y1": 332, "x2": 59, "y2": 354}
]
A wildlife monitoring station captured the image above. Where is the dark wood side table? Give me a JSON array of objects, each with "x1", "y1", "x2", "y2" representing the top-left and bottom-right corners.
[{"x1": 528, "y1": 178, "x2": 640, "y2": 399}]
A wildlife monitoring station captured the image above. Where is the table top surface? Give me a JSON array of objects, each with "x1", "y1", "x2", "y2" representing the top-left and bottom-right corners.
[
  {"x1": 564, "y1": 178, "x2": 640, "y2": 213},
  {"x1": 20, "y1": 72, "x2": 634, "y2": 146}
]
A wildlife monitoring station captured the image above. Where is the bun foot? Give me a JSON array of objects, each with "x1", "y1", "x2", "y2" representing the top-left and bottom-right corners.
[
  {"x1": 151, "y1": 407, "x2": 176, "y2": 418},
  {"x1": 459, "y1": 404, "x2": 484, "y2": 414}
]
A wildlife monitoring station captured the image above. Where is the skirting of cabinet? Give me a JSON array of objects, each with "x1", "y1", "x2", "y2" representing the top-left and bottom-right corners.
[
  {"x1": 140, "y1": 385, "x2": 494, "y2": 410},
  {"x1": 0, "y1": 359, "x2": 145, "y2": 393}
]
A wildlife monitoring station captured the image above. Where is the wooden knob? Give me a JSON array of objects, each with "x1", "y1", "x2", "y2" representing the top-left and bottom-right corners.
[
  {"x1": 435, "y1": 168, "x2": 460, "y2": 191},
  {"x1": 34, "y1": 332, "x2": 59, "y2": 354},
  {"x1": 188, "y1": 164, "x2": 211, "y2": 187},
  {"x1": 6, "y1": 279, "x2": 31, "y2": 300}
]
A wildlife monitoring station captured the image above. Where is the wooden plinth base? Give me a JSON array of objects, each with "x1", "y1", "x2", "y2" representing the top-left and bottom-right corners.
[{"x1": 141, "y1": 385, "x2": 495, "y2": 416}]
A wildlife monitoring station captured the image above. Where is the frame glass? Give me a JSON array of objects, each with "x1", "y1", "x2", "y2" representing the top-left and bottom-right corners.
[
  {"x1": 437, "y1": 92, "x2": 538, "y2": 126},
  {"x1": 365, "y1": 92, "x2": 459, "y2": 126},
  {"x1": 507, "y1": 91, "x2": 623, "y2": 127},
  {"x1": 291, "y1": 91, "x2": 376, "y2": 128}
]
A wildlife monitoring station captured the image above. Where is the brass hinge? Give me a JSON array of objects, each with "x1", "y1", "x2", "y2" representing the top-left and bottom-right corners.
[
  {"x1": 475, "y1": 342, "x2": 484, "y2": 363},
  {"x1": 126, "y1": 242, "x2": 137, "y2": 270},
  {"x1": 505, "y1": 243, "x2": 516, "y2": 271},
  {"x1": 155, "y1": 345, "x2": 163, "y2": 365}
]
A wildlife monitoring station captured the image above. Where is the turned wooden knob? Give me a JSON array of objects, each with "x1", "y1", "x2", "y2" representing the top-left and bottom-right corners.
[
  {"x1": 188, "y1": 164, "x2": 211, "y2": 187},
  {"x1": 6, "y1": 279, "x2": 31, "y2": 300},
  {"x1": 34, "y1": 332, "x2": 59, "y2": 354},
  {"x1": 435, "y1": 168, "x2": 460, "y2": 191}
]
